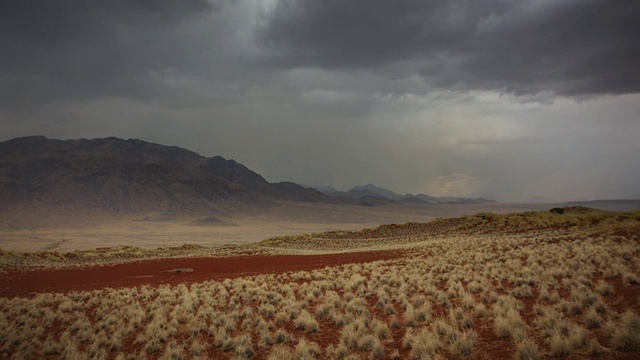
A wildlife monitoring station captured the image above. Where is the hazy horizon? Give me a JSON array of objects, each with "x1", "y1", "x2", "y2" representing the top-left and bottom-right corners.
[{"x1": 1, "y1": 1, "x2": 639, "y2": 202}]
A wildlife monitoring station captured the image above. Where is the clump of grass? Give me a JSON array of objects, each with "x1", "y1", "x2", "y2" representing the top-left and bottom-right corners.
[
  {"x1": 293, "y1": 311, "x2": 319, "y2": 333},
  {"x1": 448, "y1": 330, "x2": 478, "y2": 357},
  {"x1": 325, "y1": 343, "x2": 349, "y2": 359},
  {"x1": 515, "y1": 338, "x2": 540, "y2": 360},
  {"x1": 389, "y1": 348, "x2": 401, "y2": 359},
  {"x1": 547, "y1": 322, "x2": 589, "y2": 357},
  {"x1": 232, "y1": 334, "x2": 254, "y2": 359},
  {"x1": 622, "y1": 272, "x2": 640, "y2": 285},
  {"x1": 371, "y1": 319, "x2": 391, "y2": 340},
  {"x1": 611, "y1": 311, "x2": 640, "y2": 351},
  {"x1": 595, "y1": 280, "x2": 613, "y2": 296},
  {"x1": 357, "y1": 334, "x2": 384, "y2": 358},
  {"x1": 583, "y1": 308, "x2": 603, "y2": 329},
  {"x1": 587, "y1": 338, "x2": 610, "y2": 357},
  {"x1": 549, "y1": 332, "x2": 572, "y2": 357},
  {"x1": 389, "y1": 315, "x2": 401, "y2": 329},
  {"x1": 473, "y1": 303, "x2": 488, "y2": 318},
  {"x1": 403, "y1": 328, "x2": 441, "y2": 359},
  {"x1": 512, "y1": 284, "x2": 534, "y2": 299},
  {"x1": 494, "y1": 305, "x2": 527, "y2": 341},
  {"x1": 267, "y1": 344, "x2": 293, "y2": 360},
  {"x1": 294, "y1": 339, "x2": 321, "y2": 359}
]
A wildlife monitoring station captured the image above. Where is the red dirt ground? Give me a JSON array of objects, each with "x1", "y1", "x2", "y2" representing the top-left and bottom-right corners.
[
  {"x1": 2, "y1": 248, "x2": 640, "y2": 359},
  {"x1": 0, "y1": 250, "x2": 404, "y2": 298}
]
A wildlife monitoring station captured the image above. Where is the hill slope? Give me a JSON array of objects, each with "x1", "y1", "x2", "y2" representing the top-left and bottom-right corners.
[{"x1": 0, "y1": 136, "x2": 331, "y2": 214}]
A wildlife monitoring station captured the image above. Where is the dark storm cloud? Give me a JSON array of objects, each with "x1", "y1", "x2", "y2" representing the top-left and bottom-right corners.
[
  {"x1": 0, "y1": 0, "x2": 213, "y2": 44},
  {"x1": 1, "y1": 0, "x2": 638, "y2": 202},
  {"x1": 0, "y1": 0, "x2": 226, "y2": 106},
  {"x1": 257, "y1": 0, "x2": 640, "y2": 96},
  {"x1": 4, "y1": 0, "x2": 638, "y2": 108}
]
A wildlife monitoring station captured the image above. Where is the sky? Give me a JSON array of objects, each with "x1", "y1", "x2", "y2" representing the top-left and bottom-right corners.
[{"x1": 1, "y1": 0, "x2": 639, "y2": 202}]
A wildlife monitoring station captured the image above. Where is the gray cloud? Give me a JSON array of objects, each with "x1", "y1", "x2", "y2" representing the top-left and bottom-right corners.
[
  {"x1": 0, "y1": 0, "x2": 244, "y2": 107},
  {"x1": 0, "y1": 0, "x2": 638, "y2": 202},
  {"x1": 257, "y1": 0, "x2": 640, "y2": 96}
]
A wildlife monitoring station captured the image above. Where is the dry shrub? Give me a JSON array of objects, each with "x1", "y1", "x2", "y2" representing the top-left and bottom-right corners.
[
  {"x1": 612, "y1": 311, "x2": 640, "y2": 351},
  {"x1": 293, "y1": 311, "x2": 319, "y2": 333},
  {"x1": 515, "y1": 338, "x2": 540, "y2": 360}
]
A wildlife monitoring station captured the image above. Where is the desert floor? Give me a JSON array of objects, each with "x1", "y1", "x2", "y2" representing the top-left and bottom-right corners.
[
  {"x1": 1, "y1": 206, "x2": 639, "y2": 359},
  {"x1": 0, "y1": 202, "x2": 598, "y2": 252}
]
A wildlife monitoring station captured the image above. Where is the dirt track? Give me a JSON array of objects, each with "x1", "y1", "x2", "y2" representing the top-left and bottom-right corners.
[{"x1": 0, "y1": 250, "x2": 403, "y2": 297}]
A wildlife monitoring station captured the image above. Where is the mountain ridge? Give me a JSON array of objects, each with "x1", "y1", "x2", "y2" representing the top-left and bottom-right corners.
[
  {"x1": 307, "y1": 183, "x2": 495, "y2": 205},
  {"x1": 0, "y1": 136, "x2": 335, "y2": 214},
  {"x1": 0, "y1": 136, "x2": 495, "y2": 217}
]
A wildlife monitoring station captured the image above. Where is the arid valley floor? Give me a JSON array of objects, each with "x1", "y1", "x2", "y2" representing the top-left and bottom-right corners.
[{"x1": 1, "y1": 206, "x2": 639, "y2": 359}]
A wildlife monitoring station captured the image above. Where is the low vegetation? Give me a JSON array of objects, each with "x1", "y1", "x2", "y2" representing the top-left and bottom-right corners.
[
  {"x1": 259, "y1": 206, "x2": 640, "y2": 251},
  {"x1": 0, "y1": 243, "x2": 269, "y2": 269},
  {"x1": 1, "y1": 207, "x2": 639, "y2": 358}
]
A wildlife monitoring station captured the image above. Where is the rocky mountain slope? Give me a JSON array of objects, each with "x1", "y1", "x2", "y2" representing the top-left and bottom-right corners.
[{"x1": 0, "y1": 136, "x2": 332, "y2": 214}]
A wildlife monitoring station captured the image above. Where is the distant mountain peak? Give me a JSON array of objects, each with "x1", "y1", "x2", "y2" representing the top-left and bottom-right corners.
[{"x1": 308, "y1": 183, "x2": 495, "y2": 205}]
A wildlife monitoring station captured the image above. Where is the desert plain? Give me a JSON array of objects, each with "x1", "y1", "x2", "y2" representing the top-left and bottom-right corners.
[
  {"x1": 1, "y1": 202, "x2": 639, "y2": 359},
  {"x1": 0, "y1": 201, "x2": 624, "y2": 253}
]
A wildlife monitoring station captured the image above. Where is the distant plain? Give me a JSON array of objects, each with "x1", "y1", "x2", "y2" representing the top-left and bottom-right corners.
[{"x1": 2, "y1": 200, "x2": 638, "y2": 252}]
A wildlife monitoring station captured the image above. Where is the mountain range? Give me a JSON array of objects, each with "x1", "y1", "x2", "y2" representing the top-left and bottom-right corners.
[
  {"x1": 0, "y1": 136, "x2": 493, "y2": 215},
  {"x1": 307, "y1": 183, "x2": 495, "y2": 205},
  {"x1": 0, "y1": 136, "x2": 336, "y2": 214}
]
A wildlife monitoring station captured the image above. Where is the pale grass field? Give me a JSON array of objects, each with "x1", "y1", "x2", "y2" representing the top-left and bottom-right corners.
[{"x1": 1, "y1": 207, "x2": 639, "y2": 359}]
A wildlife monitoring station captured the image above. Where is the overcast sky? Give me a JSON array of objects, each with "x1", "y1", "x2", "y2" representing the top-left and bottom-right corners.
[{"x1": 1, "y1": 0, "x2": 639, "y2": 202}]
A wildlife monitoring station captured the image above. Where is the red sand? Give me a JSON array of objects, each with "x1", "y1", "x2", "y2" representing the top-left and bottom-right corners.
[{"x1": 0, "y1": 250, "x2": 403, "y2": 297}]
